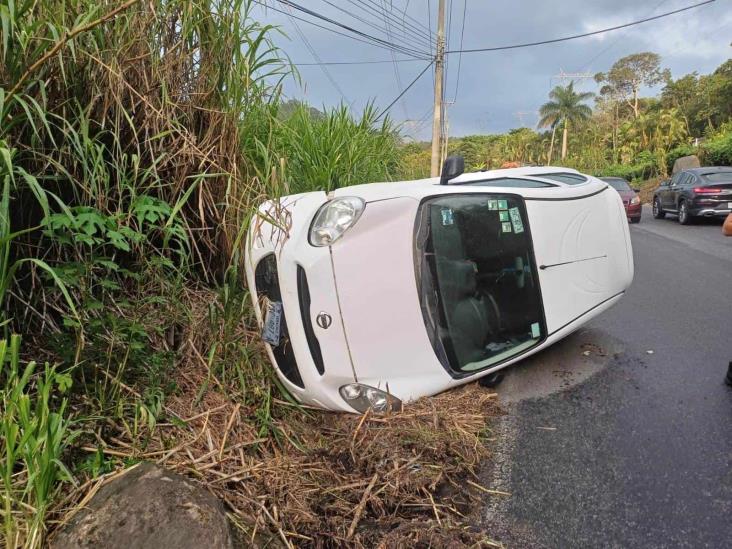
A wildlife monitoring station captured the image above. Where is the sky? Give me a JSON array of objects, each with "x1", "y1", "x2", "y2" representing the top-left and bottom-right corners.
[{"x1": 252, "y1": 0, "x2": 732, "y2": 140}]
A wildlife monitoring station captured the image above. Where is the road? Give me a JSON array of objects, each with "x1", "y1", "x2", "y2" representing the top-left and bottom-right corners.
[{"x1": 482, "y1": 205, "x2": 732, "y2": 548}]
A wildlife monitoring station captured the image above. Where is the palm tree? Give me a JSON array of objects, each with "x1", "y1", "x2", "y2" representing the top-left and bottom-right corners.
[{"x1": 538, "y1": 82, "x2": 594, "y2": 162}]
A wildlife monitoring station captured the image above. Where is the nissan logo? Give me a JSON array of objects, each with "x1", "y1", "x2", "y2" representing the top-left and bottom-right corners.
[{"x1": 316, "y1": 312, "x2": 332, "y2": 329}]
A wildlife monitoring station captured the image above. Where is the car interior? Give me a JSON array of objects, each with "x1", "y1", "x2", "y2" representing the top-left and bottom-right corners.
[{"x1": 418, "y1": 194, "x2": 545, "y2": 373}]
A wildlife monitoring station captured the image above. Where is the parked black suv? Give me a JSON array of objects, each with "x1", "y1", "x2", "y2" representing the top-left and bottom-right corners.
[{"x1": 652, "y1": 167, "x2": 732, "y2": 224}]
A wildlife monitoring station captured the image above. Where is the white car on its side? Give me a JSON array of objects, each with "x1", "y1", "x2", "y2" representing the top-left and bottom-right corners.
[{"x1": 245, "y1": 158, "x2": 634, "y2": 413}]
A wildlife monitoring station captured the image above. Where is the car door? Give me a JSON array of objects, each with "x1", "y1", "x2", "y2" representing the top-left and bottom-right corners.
[{"x1": 665, "y1": 173, "x2": 684, "y2": 210}]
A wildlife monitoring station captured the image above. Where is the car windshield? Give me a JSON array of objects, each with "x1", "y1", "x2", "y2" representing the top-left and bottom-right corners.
[
  {"x1": 701, "y1": 172, "x2": 732, "y2": 183},
  {"x1": 415, "y1": 194, "x2": 545, "y2": 374},
  {"x1": 603, "y1": 178, "x2": 632, "y2": 191}
]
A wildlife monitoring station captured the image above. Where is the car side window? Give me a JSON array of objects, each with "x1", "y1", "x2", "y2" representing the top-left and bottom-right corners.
[{"x1": 670, "y1": 173, "x2": 682, "y2": 186}]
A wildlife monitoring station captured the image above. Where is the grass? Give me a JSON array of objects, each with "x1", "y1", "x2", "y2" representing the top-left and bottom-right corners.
[
  {"x1": 0, "y1": 335, "x2": 76, "y2": 549},
  {"x1": 0, "y1": 1, "x2": 503, "y2": 546}
]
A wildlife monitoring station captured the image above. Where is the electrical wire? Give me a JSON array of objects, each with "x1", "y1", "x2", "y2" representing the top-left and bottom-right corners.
[
  {"x1": 445, "y1": 0, "x2": 715, "y2": 54},
  {"x1": 285, "y1": 7, "x2": 351, "y2": 104},
  {"x1": 359, "y1": 0, "x2": 435, "y2": 40},
  {"x1": 375, "y1": 60, "x2": 435, "y2": 121},
  {"x1": 581, "y1": 0, "x2": 670, "y2": 71},
  {"x1": 275, "y1": 0, "x2": 429, "y2": 57},
  {"x1": 255, "y1": 0, "x2": 431, "y2": 58},
  {"x1": 322, "y1": 0, "x2": 434, "y2": 52},
  {"x1": 340, "y1": 0, "x2": 434, "y2": 52},
  {"x1": 253, "y1": 0, "x2": 428, "y2": 57},
  {"x1": 292, "y1": 58, "x2": 423, "y2": 66},
  {"x1": 379, "y1": 0, "x2": 409, "y2": 118},
  {"x1": 451, "y1": 0, "x2": 467, "y2": 102}
]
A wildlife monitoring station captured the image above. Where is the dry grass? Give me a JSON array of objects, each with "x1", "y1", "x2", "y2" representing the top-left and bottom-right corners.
[{"x1": 47, "y1": 290, "x2": 503, "y2": 548}]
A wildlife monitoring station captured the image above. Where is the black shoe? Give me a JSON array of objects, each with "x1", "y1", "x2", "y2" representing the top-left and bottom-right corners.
[
  {"x1": 479, "y1": 371, "x2": 505, "y2": 388},
  {"x1": 726, "y1": 362, "x2": 732, "y2": 387}
]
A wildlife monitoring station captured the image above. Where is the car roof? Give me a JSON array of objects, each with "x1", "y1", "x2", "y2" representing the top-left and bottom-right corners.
[
  {"x1": 682, "y1": 166, "x2": 732, "y2": 175},
  {"x1": 333, "y1": 166, "x2": 607, "y2": 203}
]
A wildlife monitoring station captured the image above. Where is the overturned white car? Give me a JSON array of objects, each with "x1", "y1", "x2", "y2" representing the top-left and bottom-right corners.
[{"x1": 245, "y1": 159, "x2": 634, "y2": 413}]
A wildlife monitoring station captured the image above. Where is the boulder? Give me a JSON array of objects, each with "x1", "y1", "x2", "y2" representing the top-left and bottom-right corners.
[
  {"x1": 672, "y1": 154, "x2": 700, "y2": 174},
  {"x1": 51, "y1": 462, "x2": 233, "y2": 549}
]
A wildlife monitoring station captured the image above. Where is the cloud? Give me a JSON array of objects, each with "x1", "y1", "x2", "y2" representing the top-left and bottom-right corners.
[{"x1": 256, "y1": 0, "x2": 731, "y2": 138}]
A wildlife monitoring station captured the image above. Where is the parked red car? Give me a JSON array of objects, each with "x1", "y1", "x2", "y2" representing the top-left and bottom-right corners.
[{"x1": 601, "y1": 177, "x2": 642, "y2": 223}]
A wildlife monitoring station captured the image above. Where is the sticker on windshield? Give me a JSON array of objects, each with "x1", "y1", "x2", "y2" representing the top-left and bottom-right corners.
[
  {"x1": 440, "y1": 208, "x2": 454, "y2": 226},
  {"x1": 531, "y1": 322, "x2": 541, "y2": 338},
  {"x1": 499, "y1": 210, "x2": 509, "y2": 222},
  {"x1": 487, "y1": 199, "x2": 498, "y2": 210},
  {"x1": 501, "y1": 222, "x2": 512, "y2": 233},
  {"x1": 509, "y1": 207, "x2": 524, "y2": 234},
  {"x1": 498, "y1": 199, "x2": 508, "y2": 210}
]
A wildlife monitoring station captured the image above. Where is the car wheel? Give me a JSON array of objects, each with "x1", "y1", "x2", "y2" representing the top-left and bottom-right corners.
[
  {"x1": 678, "y1": 200, "x2": 692, "y2": 225},
  {"x1": 652, "y1": 197, "x2": 665, "y2": 219},
  {"x1": 479, "y1": 371, "x2": 505, "y2": 388}
]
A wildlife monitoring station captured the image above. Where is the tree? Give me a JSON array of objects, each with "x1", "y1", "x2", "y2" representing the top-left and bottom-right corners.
[
  {"x1": 538, "y1": 82, "x2": 593, "y2": 161},
  {"x1": 595, "y1": 52, "x2": 670, "y2": 118}
]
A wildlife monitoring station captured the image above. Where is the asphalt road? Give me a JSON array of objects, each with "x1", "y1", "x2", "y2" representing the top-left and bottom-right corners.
[{"x1": 482, "y1": 205, "x2": 732, "y2": 548}]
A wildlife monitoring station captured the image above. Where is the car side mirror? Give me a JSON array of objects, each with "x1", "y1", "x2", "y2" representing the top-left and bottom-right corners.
[{"x1": 440, "y1": 155, "x2": 465, "y2": 185}]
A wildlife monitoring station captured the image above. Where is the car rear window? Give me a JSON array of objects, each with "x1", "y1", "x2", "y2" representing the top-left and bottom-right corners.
[
  {"x1": 465, "y1": 177, "x2": 556, "y2": 188},
  {"x1": 701, "y1": 172, "x2": 732, "y2": 183},
  {"x1": 602, "y1": 178, "x2": 632, "y2": 191},
  {"x1": 533, "y1": 172, "x2": 588, "y2": 185}
]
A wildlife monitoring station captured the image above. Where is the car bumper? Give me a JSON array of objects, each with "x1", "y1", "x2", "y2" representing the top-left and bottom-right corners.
[
  {"x1": 624, "y1": 202, "x2": 642, "y2": 220},
  {"x1": 244, "y1": 193, "x2": 359, "y2": 412}
]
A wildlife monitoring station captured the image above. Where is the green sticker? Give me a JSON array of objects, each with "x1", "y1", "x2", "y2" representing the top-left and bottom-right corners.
[
  {"x1": 499, "y1": 211, "x2": 509, "y2": 222},
  {"x1": 509, "y1": 207, "x2": 524, "y2": 234},
  {"x1": 502, "y1": 222, "x2": 512, "y2": 233},
  {"x1": 531, "y1": 322, "x2": 540, "y2": 338},
  {"x1": 487, "y1": 200, "x2": 498, "y2": 210},
  {"x1": 498, "y1": 200, "x2": 508, "y2": 210}
]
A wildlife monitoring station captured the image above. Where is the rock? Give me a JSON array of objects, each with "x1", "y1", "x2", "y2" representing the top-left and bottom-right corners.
[
  {"x1": 51, "y1": 462, "x2": 233, "y2": 549},
  {"x1": 672, "y1": 155, "x2": 700, "y2": 174}
]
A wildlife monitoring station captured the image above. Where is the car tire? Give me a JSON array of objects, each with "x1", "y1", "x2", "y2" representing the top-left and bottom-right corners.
[
  {"x1": 479, "y1": 371, "x2": 505, "y2": 388},
  {"x1": 678, "y1": 200, "x2": 692, "y2": 225},
  {"x1": 630, "y1": 217, "x2": 641, "y2": 224},
  {"x1": 652, "y1": 197, "x2": 665, "y2": 219}
]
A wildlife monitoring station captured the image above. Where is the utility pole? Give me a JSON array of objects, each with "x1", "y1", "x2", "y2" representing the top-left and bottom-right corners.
[{"x1": 430, "y1": 0, "x2": 446, "y2": 177}]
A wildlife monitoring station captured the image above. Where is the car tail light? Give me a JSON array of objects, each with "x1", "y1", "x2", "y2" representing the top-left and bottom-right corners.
[{"x1": 694, "y1": 187, "x2": 722, "y2": 194}]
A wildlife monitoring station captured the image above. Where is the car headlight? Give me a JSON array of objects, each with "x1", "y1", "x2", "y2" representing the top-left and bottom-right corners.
[
  {"x1": 339, "y1": 383, "x2": 402, "y2": 413},
  {"x1": 630, "y1": 196, "x2": 640, "y2": 205},
  {"x1": 309, "y1": 197, "x2": 365, "y2": 246}
]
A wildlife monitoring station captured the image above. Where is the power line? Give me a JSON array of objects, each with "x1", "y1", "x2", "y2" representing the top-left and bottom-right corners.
[
  {"x1": 445, "y1": 0, "x2": 715, "y2": 54},
  {"x1": 359, "y1": 0, "x2": 435, "y2": 41},
  {"x1": 581, "y1": 0, "x2": 670, "y2": 71},
  {"x1": 379, "y1": 0, "x2": 409, "y2": 118},
  {"x1": 375, "y1": 60, "x2": 435, "y2": 121},
  {"x1": 292, "y1": 58, "x2": 423, "y2": 66},
  {"x1": 451, "y1": 0, "x2": 466, "y2": 103},
  {"x1": 255, "y1": 0, "x2": 431, "y2": 59},
  {"x1": 342, "y1": 0, "x2": 435, "y2": 51},
  {"x1": 285, "y1": 7, "x2": 351, "y2": 105},
  {"x1": 275, "y1": 0, "x2": 429, "y2": 57},
  {"x1": 290, "y1": 0, "x2": 714, "y2": 66},
  {"x1": 327, "y1": 0, "x2": 433, "y2": 53},
  {"x1": 253, "y1": 0, "x2": 429, "y2": 58}
]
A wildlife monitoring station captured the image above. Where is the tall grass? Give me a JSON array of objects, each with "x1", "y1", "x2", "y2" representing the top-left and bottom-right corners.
[
  {"x1": 0, "y1": 335, "x2": 76, "y2": 549},
  {"x1": 0, "y1": 0, "x2": 412, "y2": 544},
  {"x1": 275, "y1": 102, "x2": 401, "y2": 193}
]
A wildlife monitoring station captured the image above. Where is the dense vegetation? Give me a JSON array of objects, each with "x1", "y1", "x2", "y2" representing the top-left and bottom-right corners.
[
  {"x1": 0, "y1": 1, "x2": 407, "y2": 546},
  {"x1": 399, "y1": 54, "x2": 732, "y2": 182}
]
